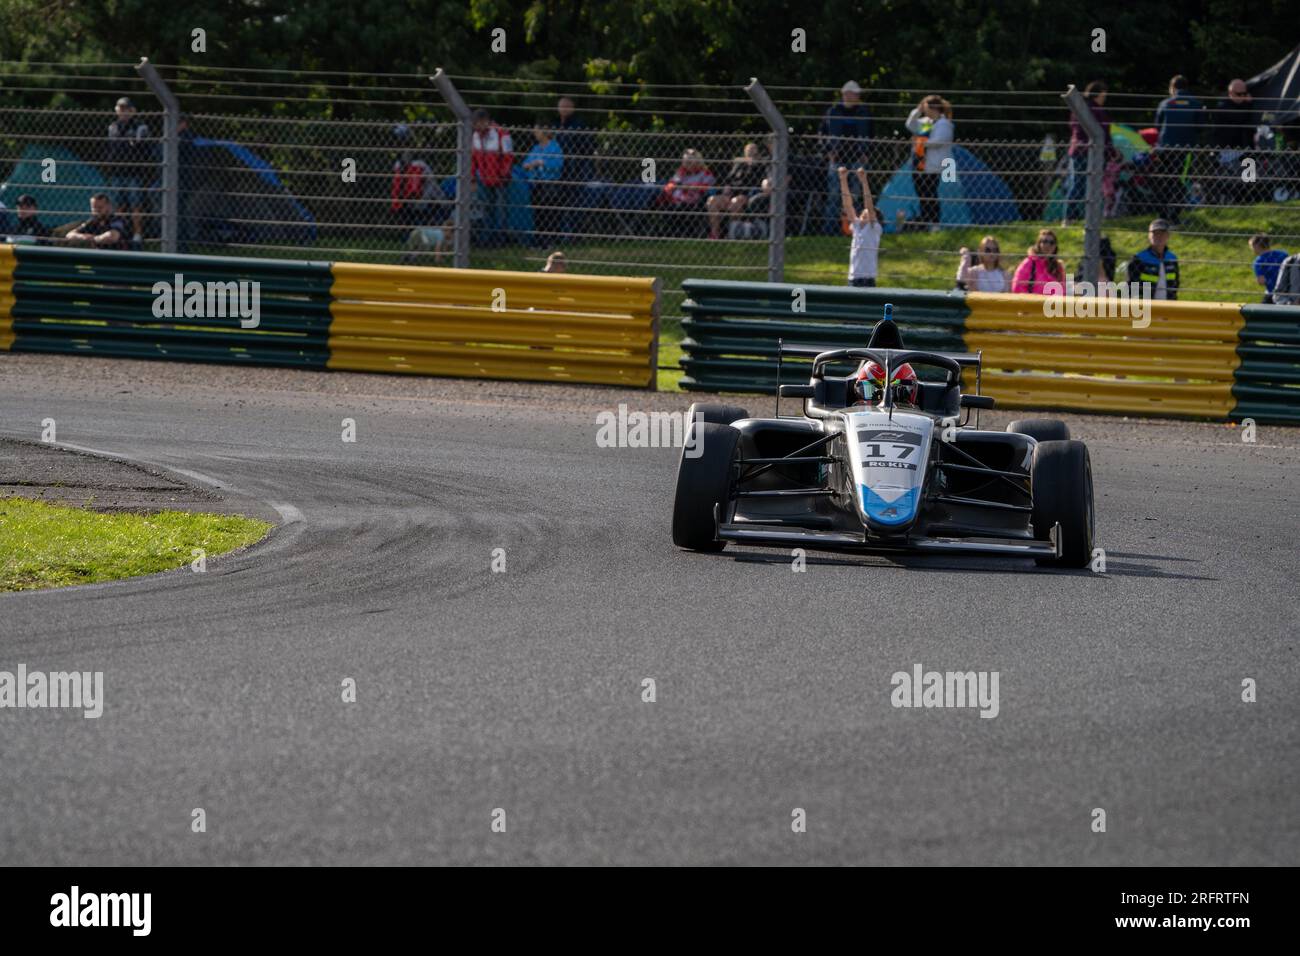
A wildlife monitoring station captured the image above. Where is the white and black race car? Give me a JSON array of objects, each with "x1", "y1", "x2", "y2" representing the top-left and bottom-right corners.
[{"x1": 672, "y1": 310, "x2": 1095, "y2": 567}]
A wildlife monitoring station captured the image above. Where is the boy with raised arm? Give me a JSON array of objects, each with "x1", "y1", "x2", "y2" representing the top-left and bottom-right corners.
[{"x1": 839, "y1": 165, "x2": 882, "y2": 287}]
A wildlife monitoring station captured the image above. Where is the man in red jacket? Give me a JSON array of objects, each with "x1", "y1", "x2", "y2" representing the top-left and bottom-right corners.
[{"x1": 471, "y1": 108, "x2": 514, "y2": 246}]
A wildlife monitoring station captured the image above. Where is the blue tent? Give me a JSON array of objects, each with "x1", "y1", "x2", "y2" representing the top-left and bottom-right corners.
[
  {"x1": 1, "y1": 140, "x2": 316, "y2": 246},
  {"x1": 0, "y1": 145, "x2": 109, "y2": 231},
  {"x1": 187, "y1": 137, "x2": 316, "y2": 245},
  {"x1": 876, "y1": 146, "x2": 1020, "y2": 233}
]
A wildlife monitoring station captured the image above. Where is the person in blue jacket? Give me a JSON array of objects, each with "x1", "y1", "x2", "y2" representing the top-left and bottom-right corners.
[
  {"x1": 521, "y1": 122, "x2": 564, "y2": 245},
  {"x1": 1126, "y1": 219, "x2": 1180, "y2": 300}
]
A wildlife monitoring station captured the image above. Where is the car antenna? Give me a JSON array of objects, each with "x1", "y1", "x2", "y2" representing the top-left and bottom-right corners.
[
  {"x1": 883, "y1": 303, "x2": 894, "y2": 421},
  {"x1": 775, "y1": 336, "x2": 782, "y2": 417}
]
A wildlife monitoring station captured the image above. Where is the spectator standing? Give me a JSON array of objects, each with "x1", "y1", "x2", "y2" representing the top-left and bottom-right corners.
[
  {"x1": 956, "y1": 236, "x2": 1009, "y2": 292},
  {"x1": 1012, "y1": 229, "x2": 1067, "y2": 294},
  {"x1": 1152, "y1": 76, "x2": 1205, "y2": 223},
  {"x1": 62, "y1": 193, "x2": 129, "y2": 250},
  {"x1": 1211, "y1": 80, "x2": 1257, "y2": 205},
  {"x1": 819, "y1": 81, "x2": 873, "y2": 233},
  {"x1": 470, "y1": 109, "x2": 514, "y2": 246},
  {"x1": 1125, "y1": 218, "x2": 1179, "y2": 300},
  {"x1": 105, "y1": 96, "x2": 151, "y2": 249},
  {"x1": 905, "y1": 95, "x2": 954, "y2": 232},
  {"x1": 554, "y1": 97, "x2": 595, "y2": 239},
  {"x1": 838, "y1": 166, "x2": 881, "y2": 287},
  {"x1": 1269, "y1": 252, "x2": 1300, "y2": 306},
  {"x1": 1249, "y1": 233, "x2": 1288, "y2": 304},
  {"x1": 521, "y1": 122, "x2": 564, "y2": 244},
  {"x1": 1064, "y1": 81, "x2": 1113, "y2": 226},
  {"x1": 707, "y1": 142, "x2": 766, "y2": 240},
  {"x1": 11, "y1": 195, "x2": 51, "y2": 240}
]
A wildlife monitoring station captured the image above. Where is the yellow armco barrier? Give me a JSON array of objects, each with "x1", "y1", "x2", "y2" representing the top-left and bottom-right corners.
[
  {"x1": 965, "y1": 292, "x2": 1243, "y2": 418},
  {"x1": 327, "y1": 262, "x2": 659, "y2": 387}
]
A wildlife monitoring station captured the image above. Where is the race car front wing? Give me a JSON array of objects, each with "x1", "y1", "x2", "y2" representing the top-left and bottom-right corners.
[{"x1": 714, "y1": 515, "x2": 1063, "y2": 560}]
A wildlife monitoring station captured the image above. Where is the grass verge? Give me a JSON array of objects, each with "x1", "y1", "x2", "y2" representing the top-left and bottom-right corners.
[{"x1": 0, "y1": 497, "x2": 272, "y2": 591}]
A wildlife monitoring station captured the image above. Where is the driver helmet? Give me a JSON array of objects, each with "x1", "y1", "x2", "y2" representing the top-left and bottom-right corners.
[{"x1": 853, "y1": 360, "x2": 918, "y2": 406}]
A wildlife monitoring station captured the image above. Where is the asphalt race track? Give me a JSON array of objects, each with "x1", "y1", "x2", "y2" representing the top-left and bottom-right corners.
[{"x1": 1, "y1": 353, "x2": 1297, "y2": 865}]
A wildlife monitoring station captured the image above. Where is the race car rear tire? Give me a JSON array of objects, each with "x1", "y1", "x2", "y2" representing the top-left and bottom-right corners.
[
  {"x1": 686, "y1": 402, "x2": 751, "y2": 426},
  {"x1": 1008, "y1": 418, "x2": 1071, "y2": 442},
  {"x1": 672, "y1": 421, "x2": 740, "y2": 552},
  {"x1": 1030, "y1": 439, "x2": 1094, "y2": 568}
]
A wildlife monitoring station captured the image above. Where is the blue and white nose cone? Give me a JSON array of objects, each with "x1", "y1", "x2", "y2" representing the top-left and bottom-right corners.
[{"x1": 845, "y1": 410, "x2": 933, "y2": 530}]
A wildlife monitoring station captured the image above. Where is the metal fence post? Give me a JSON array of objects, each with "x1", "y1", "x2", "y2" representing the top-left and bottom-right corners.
[
  {"x1": 431, "y1": 69, "x2": 473, "y2": 269},
  {"x1": 136, "y1": 58, "x2": 179, "y2": 253},
  {"x1": 1063, "y1": 84, "x2": 1104, "y2": 287},
  {"x1": 746, "y1": 78, "x2": 788, "y2": 283}
]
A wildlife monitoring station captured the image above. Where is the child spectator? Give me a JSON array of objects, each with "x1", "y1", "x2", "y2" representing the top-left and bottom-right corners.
[
  {"x1": 706, "y1": 142, "x2": 766, "y2": 240},
  {"x1": 956, "y1": 236, "x2": 1009, "y2": 292},
  {"x1": 1012, "y1": 229, "x2": 1067, "y2": 294},
  {"x1": 1126, "y1": 219, "x2": 1179, "y2": 300},
  {"x1": 904, "y1": 95, "x2": 954, "y2": 232},
  {"x1": 1249, "y1": 233, "x2": 1288, "y2": 304},
  {"x1": 399, "y1": 202, "x2": 455, "y2": 266},
  {"x1": 838, "y1": 166, "x2": 881, "y2": 287}
]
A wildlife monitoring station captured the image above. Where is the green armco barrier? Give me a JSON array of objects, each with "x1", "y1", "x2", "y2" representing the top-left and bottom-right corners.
[
  {"x1": 679, "y1": 280, "x2": 969, "y2": 394},
  {"x1": 1233, "y1": 304, "x2": 1300, "y2": 423},
  {"x1": 11, "y1": 243, "x2": 334, "y2": 280},
  {"x1": 4, "y1": 244, "x2": 335, "y2": 369},
  {"x1": 11, "y1": 285, "x2": 332, "y2": 330},
  {"x1": 10, "y1": 333, "x2": 328, "y2": 367}
]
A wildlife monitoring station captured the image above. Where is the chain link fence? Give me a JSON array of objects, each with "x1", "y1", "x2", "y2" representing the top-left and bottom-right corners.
[{"x1": 2, "y1": 63, "x2": 1298, "y2": 318}]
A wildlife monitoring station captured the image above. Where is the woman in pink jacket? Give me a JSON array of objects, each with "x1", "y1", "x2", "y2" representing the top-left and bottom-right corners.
[{"x1": 1012, "y1": 229, "x2": 1067, "y2": 294}]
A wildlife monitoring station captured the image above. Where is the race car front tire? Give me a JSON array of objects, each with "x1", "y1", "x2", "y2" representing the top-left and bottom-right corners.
[
  {"x1": 1008, "y1": 418, "x2": 1071, "y2": 442},
  {"x1": 672, "y1": 421, "x2": 740, "y2": 552},
  {"x1": 686, "y1": 402, "x2": 751, "y2": 426},
  {"x1": 1030, "y1": 439, "x2": 1094, "y2": 568}
]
